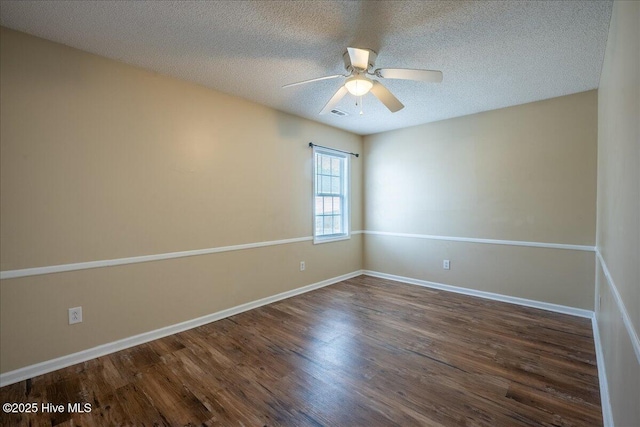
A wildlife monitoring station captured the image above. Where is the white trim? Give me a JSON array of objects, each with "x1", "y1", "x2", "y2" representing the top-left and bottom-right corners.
[
  {"x1": 592, "y1": 314, "x2": 614, "y2": 427},
  {"x1": 0, "y1": 229, "x2": 585, "y2": 280},
  {"x1": 0, "y1": 235, "x2": 335, "y2": 280},
  {"x1": 362, "y1": 270, "x2": 594, "y2": 318},
  {"x1": 0, "y1": 270, "x2": 363, "y2": 387},
  {"x1": 595, "y1": 250, "x2": 640, "y2": 364},
  {"x1": 363, "y1": 230, "x2": 595, "y2": 252},
  {"x1": 312, "y1": 145, "x2": 350, "y2": 245}
]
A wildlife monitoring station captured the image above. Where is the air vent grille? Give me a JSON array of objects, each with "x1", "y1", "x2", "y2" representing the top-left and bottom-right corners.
[{"x1": 330, "y1": 109, "x2": 348, "y2": 117}]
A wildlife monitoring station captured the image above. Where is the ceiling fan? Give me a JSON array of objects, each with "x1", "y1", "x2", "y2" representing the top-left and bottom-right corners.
[{"x1": 283, "y1": 47, "x2": 443, "y2": 114}]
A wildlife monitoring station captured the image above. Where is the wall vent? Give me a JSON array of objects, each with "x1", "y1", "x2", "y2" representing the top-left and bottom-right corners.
[{"x1": 330, "y1": 109, "x2": 348, "y2": 117}]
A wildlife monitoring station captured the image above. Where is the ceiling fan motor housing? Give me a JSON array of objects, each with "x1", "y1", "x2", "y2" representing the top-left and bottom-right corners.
[{"x1": 343, "y1": 49, "x2": 377, "y2": 72}]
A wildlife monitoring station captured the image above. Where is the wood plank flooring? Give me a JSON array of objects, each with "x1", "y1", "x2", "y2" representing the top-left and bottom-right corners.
[{"x1": 0, "y1": 275, "x2": 602, "y2": 426}]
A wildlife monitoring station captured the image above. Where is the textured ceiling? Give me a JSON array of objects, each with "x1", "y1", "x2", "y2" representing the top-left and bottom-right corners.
[{"x1": 0, "y1": 0, "x2": 612, "y2": 135}]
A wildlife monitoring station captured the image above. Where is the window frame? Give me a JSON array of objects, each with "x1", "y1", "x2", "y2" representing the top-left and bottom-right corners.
[{"x1": 312, "y1": 146, "x2": 350, "y2": 244}]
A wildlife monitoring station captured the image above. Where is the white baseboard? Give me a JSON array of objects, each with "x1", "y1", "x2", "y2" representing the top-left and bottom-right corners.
[
  {"x1": 592, "y1": 314, "x2": 614, "y2": 427},
  {"x1": 0, "y1": 270, "x2": 363, "y2": 387},
  {"x1": 362, "y1": 270, "x2": 594, "y2": 318},
  {"x1": 1, "y1": 268, "x2": 613, "y2": 427}
]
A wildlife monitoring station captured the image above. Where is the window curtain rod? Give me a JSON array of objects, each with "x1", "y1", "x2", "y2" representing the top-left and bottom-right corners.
[{"x1": 308, "y1": 142, "x2": 359, "y2": 157}]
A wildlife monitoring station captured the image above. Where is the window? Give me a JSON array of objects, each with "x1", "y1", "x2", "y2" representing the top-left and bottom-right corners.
[{"x1": 313, "y1": 146, "x2": 350, "y2": 243}]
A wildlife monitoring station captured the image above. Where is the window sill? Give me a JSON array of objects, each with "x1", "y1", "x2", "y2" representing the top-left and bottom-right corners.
[{"x1": 313, "y1": 234, "x2": 351, "y2": 245}]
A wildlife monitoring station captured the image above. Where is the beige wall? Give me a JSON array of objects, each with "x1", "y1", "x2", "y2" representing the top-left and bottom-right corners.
[
  {"x1": 0, "y1": 20, "x2": 613, "y2": 393},
  {"x1": 0, "y1": 239, "x2": 361, "y2": 372},
  {"x1": 596, "y1": 1, "x2": 640, "y2": 426},
  {"x1": 0, "y1": 28, "x2": 363, "y2": 373},
  {"x1": 366, "y1": 236, "x2": 595, "y2": 309},
  {"x1": 364, "y1": 91, "x2": 598, "y2": 308}
]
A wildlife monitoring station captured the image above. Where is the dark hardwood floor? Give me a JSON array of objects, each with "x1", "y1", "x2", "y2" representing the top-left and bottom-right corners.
[{"x1": 0, "y1": 275, "x2": 602, "y2": 426}]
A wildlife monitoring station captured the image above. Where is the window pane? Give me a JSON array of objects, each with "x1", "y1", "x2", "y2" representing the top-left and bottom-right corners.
[
  {"x1": 315, "y1": 196, "x2": 324, "y2": 214},
  {"x1": 321, "y1": 156, "x2": 331, "y2": 174},
  {"x1": 331, "y1": 177, "x2": 340, "y2": 194},
  {"x1": 331, "y1": 157, "x2": 341, "y2": 175},
  {"x1": 333, "y1": 215, "x2": 342, "y2": 233},
  {"x1": 321, "y1": 176, "x2": 331, "y2": 194},
  {"x1": 332, "y1": 197, "x2": 341, "y2": 214},
  {"x1": 322, "y1": 197, "x2": 330, "y2": 214},
  {"x1": 323, "y1": 216, "x2": 332, "y2": 235},
  {"x1": 315, "y1": 217, "x2": 323, "y2": 235}
]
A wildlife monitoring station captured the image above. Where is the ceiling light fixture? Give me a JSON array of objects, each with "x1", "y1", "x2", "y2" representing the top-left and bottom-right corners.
[{"x1": 344, "y1": 75, "x2": 373, "y2": 96}]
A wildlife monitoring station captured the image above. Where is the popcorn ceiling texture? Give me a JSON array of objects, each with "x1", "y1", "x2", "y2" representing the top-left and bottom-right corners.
[{"x1": 0, "y1": 0, "x2": 612, "y2": 135}]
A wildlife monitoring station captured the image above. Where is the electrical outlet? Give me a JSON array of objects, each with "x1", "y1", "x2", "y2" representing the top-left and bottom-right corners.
[
  {"x1": 443, "y1": 260, "x2": 450, "y2": 270},
  {"x1": 300, "y1": 261, "x2": 305, "y2": 271},
  {"x1": 69, "y1": 307, "x2": 82, "y2": 325}
]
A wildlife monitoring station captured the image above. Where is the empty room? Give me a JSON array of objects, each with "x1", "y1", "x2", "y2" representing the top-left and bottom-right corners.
[{"x1": 0, "y1": 1, "x2": 638, "y2": 426}]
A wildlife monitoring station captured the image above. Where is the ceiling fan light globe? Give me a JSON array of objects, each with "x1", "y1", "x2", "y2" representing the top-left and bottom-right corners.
[{"x1": 344, "y1": 76, "x2": 373, "y2": 96}]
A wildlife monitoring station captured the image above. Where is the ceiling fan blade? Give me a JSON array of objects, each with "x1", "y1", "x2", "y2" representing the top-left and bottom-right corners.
[
  {"x1": 282, "y1": 74, "x2": 344, "y2": 88},
  {"x1": 347, "y1": 47, "x2": 370, "y2": 70},
  {"x1": 376, "y1": 68, "x2": 443, "y2": 83},
  {"x1": 370, "y1": 81, "x2": 404, "y2": 113},
  {"x1": 320, "y1": 86, "x2": 349, "y2": 115}
]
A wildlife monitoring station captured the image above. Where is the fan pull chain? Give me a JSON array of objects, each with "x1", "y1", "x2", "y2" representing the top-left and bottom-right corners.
[{"x1": 359, "y1": 95, "x2": 364, "y2": 115}]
